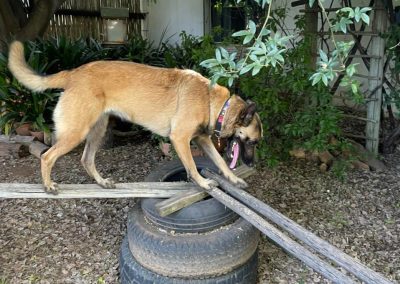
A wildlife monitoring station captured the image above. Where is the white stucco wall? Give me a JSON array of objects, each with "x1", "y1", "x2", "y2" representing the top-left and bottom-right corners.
[{"x1": 143, "y1": 0, "x2": 205, "y2": 45}]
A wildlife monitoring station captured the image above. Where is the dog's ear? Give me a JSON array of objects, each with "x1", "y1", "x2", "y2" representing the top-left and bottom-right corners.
[{"x1": 240, "y1": 100, "x2": 257, "y2": 126}]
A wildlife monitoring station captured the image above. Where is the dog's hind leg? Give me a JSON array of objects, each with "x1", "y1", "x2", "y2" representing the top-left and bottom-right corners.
[
  {"x1": 41, "y1": 92, "x2": 104, "y2": 194},
  {"x1": 41, "y1": 128, "x2": 91, "y2": 194},
  {"x1": 195, "y1": 135, "x2": 248, "y2": 188},
  {"x1": 81, "y1": 115, "x2": 116, "y2": 189}
]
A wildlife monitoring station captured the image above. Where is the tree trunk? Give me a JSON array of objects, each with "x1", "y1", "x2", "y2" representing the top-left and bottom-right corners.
[
  {"x1": 0, "y1": 0, "x2": 65, "y2": 50},
  {"x1": 16, "y1": 0, "x2": 59, "y2": 40}
]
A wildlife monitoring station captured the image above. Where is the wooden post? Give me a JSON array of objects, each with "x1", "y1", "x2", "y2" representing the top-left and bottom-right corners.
[
  {"x1": 202, "y1": 169, "x2": 394, "y2": 284},
  {"x1": 304, "y1": 1, "x2": 319, "y2": 68},
  {"x1": 366, "y1": 0, "x2": 387, "y2": 153}
]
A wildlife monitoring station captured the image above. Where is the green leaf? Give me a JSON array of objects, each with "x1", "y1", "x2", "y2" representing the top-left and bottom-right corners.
[
  {"x1": 243, "y1": 35, "x2": 253, "y2": 45},
  {"x1": 215, "y1": 48, "x2": 221, "y2": 62},
  {"x1": 239, "y1": 63, "x2": 254, "y2": 75},
  {"x1": 321, "y1": 74, "x2": 328, "y2": 86},
  {"x1": 319, "y1": 49, "x2": 328, "y2": 63},
  {"x1": 340, "y1": 19, "x2": 347, "y2": 33},
  {"x1": 360, "y1": 13, "x2": 370, "y2": 25},
  {"x1": 339, "y1": 7, "x2": 354, "y2": 18},
  {"x1": 351, "y1": 82, "x2": 358, "y2": 94},
  {"x1": 228, "y1": 77, "x2": 234, "y2": 87},
  {"x1": 346, "y1": 63, "x2": 358, "y2": 77},
  {"x1": 339, "y1": 77, "x2": 350, "y2": 87},
  {"x1": 248, "y1": 20, "x2": 256, "y2": 35},
  {"x1": 310, "y1": 73, "x2": 322, "y2": 85},
  {"x1": 259, "y1": 28, "x2": 271, "y2": 36},
  {"x1": 252, "y1": 65, "x2": 262, "y2": 76},
  {"x1": 360, "y1": 7, "x2": 372, "y2": 13},
  {"x1": 220, "y1": 47, "x2": 229, "y2": 59},
  {"x1": 232, "y1": 30, "x2": 251, "y2": 37}
]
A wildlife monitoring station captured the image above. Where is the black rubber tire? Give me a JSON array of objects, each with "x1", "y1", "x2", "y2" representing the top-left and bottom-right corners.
[
  {"x1": 142, "y1": 157, "x2": 238, "y2": 233},
  {"x1": 127, "y1": 204, "x2": 260, "y2": 279},
  {"x1": 120, "y1": 236, "x2": 259, "y2": 284}
]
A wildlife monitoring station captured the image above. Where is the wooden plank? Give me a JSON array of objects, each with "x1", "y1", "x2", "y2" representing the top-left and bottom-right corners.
[
  {"x1": 0, "y1": 182, "x2": 196, "y2": 199},
  {"x1": 0, "y1": 135, "x2": 36, "y2": 145},
  {"x1": 202, "y1": 169, "x2": 393, "y2": 284},
  {"x1": 29, "y1": 141, "x2": 49, "y2": 158},
  {"x1": 0, "y1": 143, "x2": 30, "y2": 158},
  {"x1": 155, "y1": 189, "x2": 207, "y2": 216},
  {"x1": 198, "y1": 181, "x2": 356, "y2": 283},
  {"x1": 155, "y1": 165, "x2": 256, "y2": 217}
]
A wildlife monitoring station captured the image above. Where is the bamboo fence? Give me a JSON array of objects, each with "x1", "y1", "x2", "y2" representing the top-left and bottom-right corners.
[{"x1": 45, "y1": 0, "x2": 142, "y2": 40}]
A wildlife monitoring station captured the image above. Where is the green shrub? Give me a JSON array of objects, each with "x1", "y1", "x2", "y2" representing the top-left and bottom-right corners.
[
  {"x1": 0, "y1": 49, "x2": 59, "y2": 134},
  {"x1": 238, "y1": 38, "x2": 345, "y2": 165}
]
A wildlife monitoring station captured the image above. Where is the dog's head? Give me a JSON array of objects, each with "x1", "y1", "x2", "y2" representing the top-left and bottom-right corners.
[
  {"x1": 234, "y1": 100, "x2": 262, "y2": 167},
  {"x1": 223, "y1": 99, "x2": 262, "y2": 167}
]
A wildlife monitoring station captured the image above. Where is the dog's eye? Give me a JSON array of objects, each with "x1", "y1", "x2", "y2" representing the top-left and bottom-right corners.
[{"x1": 246, "y1": 140, "x2": 258, "y2": 146}]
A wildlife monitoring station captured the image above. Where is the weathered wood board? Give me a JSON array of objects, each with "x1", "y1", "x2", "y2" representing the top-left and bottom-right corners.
[{"x1": 0, "y1": 182, "x2": 196, "y2": 199}]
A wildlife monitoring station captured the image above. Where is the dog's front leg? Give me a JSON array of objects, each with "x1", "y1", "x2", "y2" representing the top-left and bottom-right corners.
[
  {"x1": 195, "y1": 135, "x2": 248, "y2": 189},
  {"x1": 170, "y1": 133, "x2": 218, "y2": 190}
]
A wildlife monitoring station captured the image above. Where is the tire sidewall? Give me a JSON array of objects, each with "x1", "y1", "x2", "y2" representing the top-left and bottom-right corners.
[{"x1": 142, "y1": 157, "x2": 238, "y2": 233}]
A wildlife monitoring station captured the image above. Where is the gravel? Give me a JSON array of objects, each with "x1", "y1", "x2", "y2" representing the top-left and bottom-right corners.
[{"x1": 0, "y1": 134, "x2": 399, "y2": 283}]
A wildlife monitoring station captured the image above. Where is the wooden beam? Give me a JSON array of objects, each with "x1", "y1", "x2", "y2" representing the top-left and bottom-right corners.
[
  {"x1": 0, "y1": 143, "x2": 29, "y2": 158},
  {"x1": 155, "y1": 165, "x2": 257, "y2": 217},
  {"x1": 54, "y1": 9, "x2": 146, "y2": 20},
  {"x1": 202, "y1": 169, "x2": 393, "y2": 284},
  {"x1": 0, "y1": 135, "x2": 36, "y2": 145},
  {"x1": 0, "y1": 182, "x2": 196, "y2": 199},
  {"x1": 199, "y1": 172, "x2": 356, "y2": 284},
  {"x1": 29, "y1": 141, "x2": 49, "y2": 158}
]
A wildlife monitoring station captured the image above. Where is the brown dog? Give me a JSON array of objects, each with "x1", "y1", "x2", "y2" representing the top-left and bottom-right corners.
[{"x1": 8, "y1": 41, "x2": 262, "y2": 193}]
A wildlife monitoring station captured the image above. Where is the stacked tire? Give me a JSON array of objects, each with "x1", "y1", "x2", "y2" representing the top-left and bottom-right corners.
[{"x1": 120, "y1": 158, "x2": 260, "y2": 283}]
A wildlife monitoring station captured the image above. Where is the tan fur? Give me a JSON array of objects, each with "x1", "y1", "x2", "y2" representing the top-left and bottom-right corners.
[{"x1": 8, "y1": 41, "x2": 261, "y2": 193}]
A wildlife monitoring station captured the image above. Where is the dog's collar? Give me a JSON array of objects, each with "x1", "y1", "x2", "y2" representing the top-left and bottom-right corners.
[{"x1": 214, "y1": 98, "x2": 231, "y2": 138}]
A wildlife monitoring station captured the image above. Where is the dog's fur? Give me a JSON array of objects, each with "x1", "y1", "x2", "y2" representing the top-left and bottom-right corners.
[{"x1": 8, "y1": 41, "x2": 262, "y2": 193}]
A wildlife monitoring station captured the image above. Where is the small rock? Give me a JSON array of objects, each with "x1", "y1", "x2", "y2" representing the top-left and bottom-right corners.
[
  {"x1": 306, "y1": 150, "x2": 320, "y2": 162},
  {"x1": 319, "y1": 163, "x2": 328, "y2": 172},
  {"x1": 352, "y1": 160, "x2": 370, "y2": 171},
  {"x1": 318, "y1": 150, "x2": 334, "y2": 165},
  {"x1": 289, "y1": 148, "x2": 306, "y2": 159}
]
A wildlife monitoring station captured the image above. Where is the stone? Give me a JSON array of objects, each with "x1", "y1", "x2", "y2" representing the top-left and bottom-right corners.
[
  {"x1": 352, "y1": 160, "x2": 370, "y2": 171},
  {"x1": 318, "y1": 150, "x2": 334, "y2": 165},
  {"x1": 319, "y1": 163, "x2": 328, "y2": 172},
  {"x1": 289, "y1": 148, "x2": 306, "y2": 159}
]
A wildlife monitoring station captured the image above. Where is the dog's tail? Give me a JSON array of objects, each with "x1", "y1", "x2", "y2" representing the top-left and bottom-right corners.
[{"x1": 8, "y1": 41, "x2": 69, "y2": 92}]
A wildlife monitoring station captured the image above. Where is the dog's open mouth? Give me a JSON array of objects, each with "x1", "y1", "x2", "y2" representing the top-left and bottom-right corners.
[{"x1": 226, "y1": 138, "x2": 240, "y2": 169}]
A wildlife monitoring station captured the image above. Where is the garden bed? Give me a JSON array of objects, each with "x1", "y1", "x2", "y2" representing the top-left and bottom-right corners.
[{"x1": 0, "y1": 133, "x2": 399, "y2": 283}]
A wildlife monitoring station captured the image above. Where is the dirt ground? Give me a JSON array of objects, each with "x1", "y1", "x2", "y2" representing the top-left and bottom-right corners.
[{"x1": 0, "y1": 133, "x2": 399, "y2": 284}]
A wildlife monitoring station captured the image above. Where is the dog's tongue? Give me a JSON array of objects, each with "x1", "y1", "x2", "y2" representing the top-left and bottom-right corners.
[{"x1": 229, "y1": 141, "x2": 240, "y2": 169}]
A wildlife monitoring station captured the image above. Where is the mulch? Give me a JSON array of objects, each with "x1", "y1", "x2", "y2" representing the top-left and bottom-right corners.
[{"x1": 0, "y1": 135, "x2": 398, "y2": 283}]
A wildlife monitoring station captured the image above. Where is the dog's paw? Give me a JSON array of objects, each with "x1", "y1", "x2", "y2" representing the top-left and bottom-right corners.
[
  {"x1": 99, "y1": 178, "x2": 116, "y2": 189},
  {"x1": 44, "y1": 182, "x2": 59, "y2": 194},
  {"x1": 235, "y1": 178, "x2": 248, "y2": 189},
  {"x1": 227, "y1": 175, "x2": 248, "y2": 189},
  {"x1": 198, "y1": 178, "x2": 218, "y2": 190}
]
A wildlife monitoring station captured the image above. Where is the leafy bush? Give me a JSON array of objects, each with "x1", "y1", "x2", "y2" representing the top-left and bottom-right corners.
[
  {"x1": 0, "y1": 48, "x2": 59, "y2": 134},
  {"x1": 235, "y1": 37, "x2": 346, "y2": 165}
]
